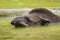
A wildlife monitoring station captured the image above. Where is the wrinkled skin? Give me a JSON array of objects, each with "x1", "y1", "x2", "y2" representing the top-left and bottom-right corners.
[
  {"x1": 11, "y1": 15, "x2": 50, "y2": 27},
  {"x1": 11, "y1": 16, "x2": 29, "y2": 27},
  {"x1": 11, "y1": 8, "x2": 60, "y2": 27}
]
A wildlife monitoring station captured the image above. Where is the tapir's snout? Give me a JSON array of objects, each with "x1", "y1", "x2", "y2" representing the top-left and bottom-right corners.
[
  {"x1": 11, "y1": 21, "x2": 16, "y2": 25},
  {"x1": 11, "y1": 20, "x2": 29, "y2": 27}
]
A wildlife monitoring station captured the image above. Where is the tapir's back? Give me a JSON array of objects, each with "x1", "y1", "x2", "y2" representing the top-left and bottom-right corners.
[{"x1": 29, "y1": 8, "x2": 60, "y2": 23}]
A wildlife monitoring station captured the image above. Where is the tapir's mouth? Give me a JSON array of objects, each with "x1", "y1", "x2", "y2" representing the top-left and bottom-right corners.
[
  {"x1": 11, "y1": 22, "x2": 29, "y2": 27},
  {"x1": 15, "y1": 24, "x2": 25, "y2": 27}
]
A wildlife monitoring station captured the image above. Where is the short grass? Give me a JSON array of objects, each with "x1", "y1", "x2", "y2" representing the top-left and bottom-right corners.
[
  {"x1": 0, "y1": 17, "x2": 60, "y2": 40},
  {"x1": 0, "y1": 0, "x2": 60, "y2": 9}
]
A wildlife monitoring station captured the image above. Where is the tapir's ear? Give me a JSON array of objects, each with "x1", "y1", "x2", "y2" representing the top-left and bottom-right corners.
[
  {"x1": 25, "y1": 16, "x2": 31, "y2": 22},
  {"x1": 40, "y1": 17, "x2": 50, "y2": 26}
]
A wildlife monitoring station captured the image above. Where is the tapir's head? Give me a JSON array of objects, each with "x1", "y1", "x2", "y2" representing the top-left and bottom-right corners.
[
  {"x1": 11, "y1": 16, "x2": 29, "y2": 27},
  {"x1": 11, "y1": 16, "x2": 50, "y2": 27}
]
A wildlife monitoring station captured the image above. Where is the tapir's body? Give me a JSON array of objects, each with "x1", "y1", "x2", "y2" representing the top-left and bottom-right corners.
[
  {"x1": 28, "y1": 8, "x2": 60, "y2": 23},
  {"x1": 11, "y1": 8, "x2": 60, "y2": 27}
]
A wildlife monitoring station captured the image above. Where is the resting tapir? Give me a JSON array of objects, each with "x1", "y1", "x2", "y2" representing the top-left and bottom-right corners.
[{"x1": 11, "y1": 8, "x2": 60, "y2": 27}]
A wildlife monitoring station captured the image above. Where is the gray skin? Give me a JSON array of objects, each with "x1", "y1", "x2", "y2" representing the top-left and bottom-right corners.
[
  {"x1": 11, "y1": 8, "x2": 60, "y2": 27},
  {"x1": 11, "y1": 16, "x2": 29, "y2": 27},
  {"x1": 11, "y1": 14, "x2": 50, "y2": 27}
]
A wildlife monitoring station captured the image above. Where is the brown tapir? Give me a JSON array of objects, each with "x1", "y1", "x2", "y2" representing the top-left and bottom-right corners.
[{"x1": 11, "y1": 8, "x2": 60, "y2": 27}]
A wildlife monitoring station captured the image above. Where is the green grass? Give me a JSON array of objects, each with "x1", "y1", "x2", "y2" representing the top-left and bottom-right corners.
[
  {"x1": 0, "y1": 0, "x2": 60, "y2": 9},
  {"x1": 0, "y1": 0, "x2": 60, "y2": 40},
  {"x1": 0, "y1": 17, "x2": 60, "y2": 40}
]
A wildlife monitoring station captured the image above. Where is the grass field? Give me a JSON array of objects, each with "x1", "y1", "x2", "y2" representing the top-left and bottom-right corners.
[
  {"x1": 0, "y1": 17, "x2": 60, "y2": 40},
  {"x1": 0, "y1": 0, "x2": 60, "y2": 9},
  {"x1": 0, "y1": 0, "x2": 60, "y2": 40}
]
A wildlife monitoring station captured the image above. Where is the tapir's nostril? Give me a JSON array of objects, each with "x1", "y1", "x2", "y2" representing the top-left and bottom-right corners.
[
  {"x1": 11, "y1": 21, "x2": 15, "y2": 25},
  {"x1": 11, "y1": 22, "x2": 13, "y2": 25}
]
